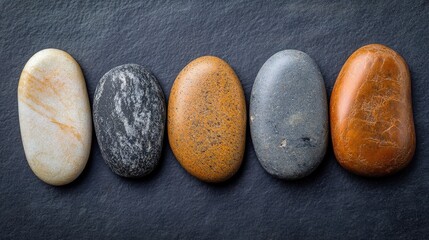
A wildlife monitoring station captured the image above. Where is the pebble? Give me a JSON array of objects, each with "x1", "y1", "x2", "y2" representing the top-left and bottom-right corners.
[
  {"x1": 250, "y1": 50, "x2": 328, "y2": 179},
  {"x1": 330, "y1": 44, "x2": 416, "y2": 176},
  {"x1": 168, "y1": 56, "x2": 246, "y2": 182},
  {"x1": 18, "y1": 48, "x2": 92, "y2": 186},
  {"x1": 93, "y1": 64, "x2": 166, "y2": 177}
]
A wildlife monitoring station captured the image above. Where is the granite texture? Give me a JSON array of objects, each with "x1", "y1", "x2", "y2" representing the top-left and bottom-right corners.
[
  {"x1": 1, "y1": 1, "x2": 428, "y2": 239},
  {"x1": 93, "y1": 64, "x2": 165, "y2": 177},
  {"x1": 250, "y1": 50, "x2": 328, "y2": 180}
]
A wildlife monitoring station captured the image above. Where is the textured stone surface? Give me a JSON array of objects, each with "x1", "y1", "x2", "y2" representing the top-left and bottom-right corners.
[
  {"x1": 1, "y1": 1, "x2": 429, "y2": 239},
  {"x1": 250, "y1": 50, "x2": 328, "y2": 179},
  {"x1": 18, "y1": 48, "x2": 92, "y2": 186},
  {"x1": 93, "y1": 64, "x2": 165, "y2": 177},
  {"x1": 168, "y1": 56, "x2": 246, "y2": 182},
  {"x1": 331, "y1": 44, "x2": 416, "y2": 177}
]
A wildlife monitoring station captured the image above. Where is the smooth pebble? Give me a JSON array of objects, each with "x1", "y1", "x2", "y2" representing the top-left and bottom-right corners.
[
  {"x1": 18, "y1": 48, "x2": 92, "y2": 186},
  {"x1": 93, "y1": 64, "x2": 166, "y2": 178},
  {"x1": 250, "y1": 50, "x2": 328, "y2": 179}
]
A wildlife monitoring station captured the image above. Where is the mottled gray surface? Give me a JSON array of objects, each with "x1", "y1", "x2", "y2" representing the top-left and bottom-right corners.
[
  {"x1": 1, "y1": 1, "x2": 429, "y2": 239},
  {"x1": 93, "y1": 64, "x2": 166, "y2": 177},
  {"x1": 250, "y1": 50, "x2": 328, "y2": 179}
]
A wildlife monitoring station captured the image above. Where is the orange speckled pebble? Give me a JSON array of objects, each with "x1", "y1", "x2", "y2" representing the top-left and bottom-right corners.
[
  {"x1": 168, "y1": 56, "x2": 246, "y2": 182},
  {"x1": 330, "y1": 44, "x2": 416, "y2": 177}
]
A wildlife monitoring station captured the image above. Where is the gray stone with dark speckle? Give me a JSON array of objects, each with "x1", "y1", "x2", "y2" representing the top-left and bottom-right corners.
[
  {"x1": 250, "y1": 50, "x2": 328, "y2": 179},
  {"x1": 93, "y1": 64, "x2": 166, "y2": 178}
]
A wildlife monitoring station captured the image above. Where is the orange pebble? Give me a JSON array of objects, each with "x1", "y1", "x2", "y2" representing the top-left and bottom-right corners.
[
  {"x1": 330, "y1": 44, "x2": 415, "y2": 176},
  {"x1": 168, "y1": 56, "x2": 247, "y2": 182}
]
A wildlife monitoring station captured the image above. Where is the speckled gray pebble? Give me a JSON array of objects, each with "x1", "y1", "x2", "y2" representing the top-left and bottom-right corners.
[
  {"x1": 250, "y1": 50, "x2": 328, "y2": 179},
  {"x1": 93, "y1": 64, "x2": 166, "y2": 177}
]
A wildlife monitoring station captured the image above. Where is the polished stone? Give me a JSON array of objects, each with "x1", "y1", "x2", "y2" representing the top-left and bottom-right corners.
[{"x1": 330, "y1": 44, "x2": 416, "y2": 177}]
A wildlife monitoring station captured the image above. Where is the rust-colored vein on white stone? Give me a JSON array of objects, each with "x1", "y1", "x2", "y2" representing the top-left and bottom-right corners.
[{"x1": 18, "y1": 48, "x2": 92, "y2": 186}]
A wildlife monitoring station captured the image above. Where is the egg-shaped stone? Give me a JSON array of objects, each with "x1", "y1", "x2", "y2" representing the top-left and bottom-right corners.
[
  {"x1": 330, "y1": 44, "x2": 416, "y2": 176},
  {"x1": 93, "y1": 64, "x2": 166, "y2": 178},
  {"x1": 18, "y1": 49, "x2": 92, "y2": 186},
  {"x1": 250, "y1": 50, "x2": 328, "y2": 179},
  {"x1": 168, "y1": 56, "x2": 246, "y2": 182}
]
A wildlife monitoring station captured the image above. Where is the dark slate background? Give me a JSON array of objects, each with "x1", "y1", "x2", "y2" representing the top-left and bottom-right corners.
[{"x1": 1, "y1": 1, "x2": 428, "y2": 239}]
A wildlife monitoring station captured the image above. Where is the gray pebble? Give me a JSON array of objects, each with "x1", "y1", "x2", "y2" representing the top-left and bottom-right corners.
[
  {"x1": 250, "y1": 50, "x2": 328, "y2": 179},
  {"x1": 93, "y1": 64, "x2": 166, "y2": 177}
]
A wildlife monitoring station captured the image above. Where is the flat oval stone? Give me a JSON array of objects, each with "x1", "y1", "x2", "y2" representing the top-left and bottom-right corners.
[
  {"x1": 18, "y1": 49, "x2": 92, "y2": 186},
  {"x1": 93, "y1": 64, "x2": 166, "y2": 178},
  {"x1": 168, "y1": 56, "x2": 246, "y2": 182},
  {"x1": 250, "y1": 50, "x2": 328, "y2": 179},
  {"x1": 331, "y1": 44, "x2": 416, "y2": 176}
]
